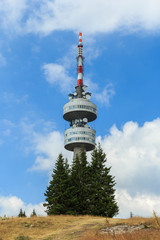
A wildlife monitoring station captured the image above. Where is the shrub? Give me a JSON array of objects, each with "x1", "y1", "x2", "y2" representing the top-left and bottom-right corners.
[{"x1": 15, "y1": 236, "x2": 32, "y2": 240}]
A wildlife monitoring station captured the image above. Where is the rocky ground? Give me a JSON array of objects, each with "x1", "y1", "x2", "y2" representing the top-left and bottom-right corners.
[{"x1": 100, "y1": 224, "x2": 148, "y2": 234}]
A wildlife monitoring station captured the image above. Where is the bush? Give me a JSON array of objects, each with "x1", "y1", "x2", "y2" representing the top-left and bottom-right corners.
[{"x1": 15, "y1": 236, "x2": 32, "y2": 240}]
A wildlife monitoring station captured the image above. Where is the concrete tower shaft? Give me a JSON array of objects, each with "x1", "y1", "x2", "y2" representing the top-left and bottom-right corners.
[{"x1": 63, "y1": 33, "x2": 97, "y2": 159}]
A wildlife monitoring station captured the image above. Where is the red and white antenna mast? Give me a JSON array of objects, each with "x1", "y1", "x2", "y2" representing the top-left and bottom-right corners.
[
  {"x1": 63, "y1": 32, "x2": 97, "y2": 159},
  {"x1": 77, "y1": 32, "x2": 83, "y2": 86}
]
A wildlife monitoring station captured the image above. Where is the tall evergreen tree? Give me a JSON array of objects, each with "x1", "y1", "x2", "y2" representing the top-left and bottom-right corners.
[
  {"x1": 44, "y1": 145, "x2": 118, "y2": 217},
  {"x1": 43, "y1": 154, "x2": 71, "y2": 215},
  {"x1": 78, "y1": 146, "x2": 90, "y2": 214},
  {"x1": 70, "y1": 146, "x2": 90, "y2": 214},
  {"x1": 89, "y1": 143, "x2": 119, "y2": 217},
  {"x1": 69, "y1": 154, "x2": 81, "y2": 214}
]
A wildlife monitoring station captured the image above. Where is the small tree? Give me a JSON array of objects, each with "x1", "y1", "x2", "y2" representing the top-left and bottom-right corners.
[
  {"x1": 31, "y1": 209, "x2": 37, "y2": 217},
  {"x1": 18, "y1": 209, "x2": 26, "y2": 217}
]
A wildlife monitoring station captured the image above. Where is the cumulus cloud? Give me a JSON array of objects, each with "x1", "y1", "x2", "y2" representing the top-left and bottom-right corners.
[
  {"x1": 20, "y1": 118, "x2": 72, "y2": 171},
  {"x1": 116, "y1": 189, "x2": 160, "y2": 218},
  {"x1": 0, "y1": 195, "x2": 46, "y2": 217},
  {"x1": 99, "y1": 118, "x2": 160, "y2": 196},
  {"x1": 29, "y1": 131, "x2": 72, "y2": 171},
  {"x1": 0, "y1": 0, "x2": 27, "y2": 34},
  {"x1": 1, "y1": 0, "x2": 160, "y2": 35},
  {"x1": 42, "y1": 63, "x2": 74, "y2": 93},
  {"x1": 27, "y1": 117, "x2": 160, "y2": 195},
  {"x1": 94, "y1": 83, "x2": 115, "y2": 106},
  {"x1": 42, "y1": 44, "x2": 77, "y2": 94},
  {"x1": 42, "y1": 62, "x2": 115, "y2": 105}
]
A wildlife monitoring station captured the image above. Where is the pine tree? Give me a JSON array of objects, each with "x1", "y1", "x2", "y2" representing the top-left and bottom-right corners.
[
  {"x1": 23, "y1": 211, "x2": 26, "y2": 217},
  {"x1": 43, "y1": 154, "x2": 71, "y2": 215},
  {"x1": 18, "y1": 209, "x2": 26, "y2": 217},
  {"x1": 89, "y1": 143, "x2": 119, "y2": 217},
  {"x1": 69, "y1": 154, "x2": 81, "y2": 214},
  {"x1": 18, "y1": 209, "x2": 23, "y2": 217},
  {"x1": 43, "y1": 145, "x2": 118, "y2": 217},
  {"x1": 31, "y1": 209, "x2": 37, "y2": 217},
  {"x1": 78, "y1": 146, "x2": 90, "y2": 214},
  {"x1": 70, "y1": 147, "x2": 90, "y2": 214}
]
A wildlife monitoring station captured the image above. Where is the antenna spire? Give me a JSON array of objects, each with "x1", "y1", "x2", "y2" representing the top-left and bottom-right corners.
[{"x1": 77, "y1": 32, "x2": 83, "y2": 86}]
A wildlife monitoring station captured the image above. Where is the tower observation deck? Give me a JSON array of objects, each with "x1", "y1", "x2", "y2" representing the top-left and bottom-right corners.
[{"x1": 63, "y1": 33, "x2": 97, "y2": 158}]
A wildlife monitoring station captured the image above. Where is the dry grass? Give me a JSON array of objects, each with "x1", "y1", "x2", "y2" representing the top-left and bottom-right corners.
[
  {"x1": 78, "y1": 229, "x2": 160, "y2": 240},
  {"x1": 0, "y1": 215, "x2": 159, "y2": 240},
  {"x1": 79, "y1": 216, "x2": 160, "y2": 240},
  {"x1": 0, "y1": 215, "x2": 105, "y2": 240}
]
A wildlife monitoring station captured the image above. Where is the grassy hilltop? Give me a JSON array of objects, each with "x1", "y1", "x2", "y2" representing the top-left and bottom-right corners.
[{"x1": 0, "y1": 215, "x2": 160, "y2": 240}]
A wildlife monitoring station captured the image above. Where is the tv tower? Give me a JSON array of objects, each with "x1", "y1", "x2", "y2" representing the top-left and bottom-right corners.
[{"x1": 63, "y1": 33, "x2": 97, "y2": 159}]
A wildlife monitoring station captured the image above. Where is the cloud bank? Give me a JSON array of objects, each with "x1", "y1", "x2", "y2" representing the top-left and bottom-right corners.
[
  {"x1": 99, "y1": 118, "x2": 160, "y2": 196},
  {"x1": 1, "y1": 190, "x2": 160, "y2": 218},
  {"x1": 116, "y1": 190, "x2": 160, "y2": 218},
  {"x1": 0, "y1": 196, "x2": 45, "y2": 217},
  {"x1": 26, "y1": 118, "x2": 160, "y2": 194},
  {"x1": 20, "y1": 118, "x2": 72, "y2": 172},
  {"x1": 29, "y1": 130, "x2": 72, "y2": 171},
  {"x1": 0, "y1": 0, "x2": 160, "y2": 35}
]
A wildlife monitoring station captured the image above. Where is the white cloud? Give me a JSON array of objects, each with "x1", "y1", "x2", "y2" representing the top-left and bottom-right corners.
[
  {"x1": 0, "y1": 195, "x2": 46, "y2": 217},
  {"x1": 25, "y1": 0, "x2": 160, "y2": 35},
  {"x1": 20, "y1": 118, "x2": 72, "y2": 171},
  {"x1": 116, "y1": 189, "x2": 160, "y2": 218},
  {"x1": 29, "y1": 131, "x2": 72, "y2": 171},
  {"x1": 94, "y1": 83, "x2": 115, "y2": 106},
  {"x1": 42, "y1": 62, "x2": 115, "y2": 106},
  {"x1": 42, "y1": 63, "x2": 74, "y2": 93},
  {"x1": 83, "y1": 78, "x2": 115, "y2": 106},
  {"x1": 1, "y1": 0, "x2": 160, "y2": 35},
  {"x1": 0, "y1": 0, "x2": 27, "y2": 34},
  {"x1": 99, "y1": 118, "x2": 160, "y2": 195}
]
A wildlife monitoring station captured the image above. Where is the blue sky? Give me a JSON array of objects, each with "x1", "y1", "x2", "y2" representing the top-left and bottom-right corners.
[{"x1": 0, "y1": 0, "x2": 160, "y2": 218}]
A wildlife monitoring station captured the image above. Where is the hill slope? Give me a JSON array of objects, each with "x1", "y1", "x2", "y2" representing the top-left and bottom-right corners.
[{"x1": 0, "y1": 215, "x2": 159, "y2": 240}]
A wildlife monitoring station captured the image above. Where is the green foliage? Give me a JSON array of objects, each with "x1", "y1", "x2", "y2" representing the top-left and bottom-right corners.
[
  {"x1": 89, "y1": 143, "x2": 119, "y2": 217},
  {"x1": 44, "y1": 154, "x2": 72, "y2": 215},
  {"x1": 18, "y1": 209, "x2": 26, "y2": 218},
  {"x1": 70, "y1": 146, "x2": 90, "y2": 215},
  {"x1": 15, "y1": 236, "x2": 32, "y2": 240},
  {"x1": 44, "y1": 144, "x2": 119, "y2": 217},
  {"x1": 30, "y1": 209, "x2": 37, "y2": 217}
]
